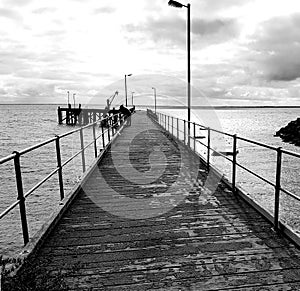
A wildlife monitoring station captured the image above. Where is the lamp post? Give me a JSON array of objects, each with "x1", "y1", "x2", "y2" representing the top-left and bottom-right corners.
[
  {"x1": 124, "y1": 74, "x2": 132, "y2": 107},
  {"x1": 73, "y1": 93, "x2": 76, "y2": 108},
  {"x1": 152, "y1": 87, "x2": 157, "y2": 113},
  {"x1": 131, "y1": 91, "x2": 134, "y2": 106},
  {"x1": 168, "y1": 0, "x2": 191, "y2": 143}
]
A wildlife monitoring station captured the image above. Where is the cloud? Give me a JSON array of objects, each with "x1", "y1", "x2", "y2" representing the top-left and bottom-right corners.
[
  {"x1": 0, "y1": 8, "x2": 22, "y2": 22},
  {"x1": 200, "y1": 0, "x2": 251, "y2": 13},
  {"x1": 250, "y1": 13, "x2": 300, "y2": 81},
  {"x1": 2, "y1": 0, "x2": 32, "y2": 7},
  {"x1": 124, "y1": 16, "x2": 185, "y2": 48},
  {"x1": 94, "y1": 7, "x2": 116, "y2": 14},
  {"x1": 33, "y1": 7, "x2": 57, "y2": 14},
  {"x1": 124, "y1": 16, "x2": 239, "y2": 48}
]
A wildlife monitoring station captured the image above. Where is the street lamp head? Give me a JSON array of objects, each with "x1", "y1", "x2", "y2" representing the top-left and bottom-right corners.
[
  {"x1": 168, "y1": 0, "x2": 184, "y2": 8},
  {"x1": 127, "y1": 73, "x2": 132, "y2": 77}
]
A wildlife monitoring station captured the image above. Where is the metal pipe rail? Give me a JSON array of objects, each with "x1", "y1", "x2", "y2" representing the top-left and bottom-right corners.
[
  {"x1": 0, "y1": 112, "x2": 126, "y2": 245},
  {"x1": 147, "y1": 109, "x2": 300, "y2": 237}
]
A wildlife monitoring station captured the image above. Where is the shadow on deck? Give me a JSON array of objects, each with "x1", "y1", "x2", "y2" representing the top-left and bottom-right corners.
[{"x1": 4, "y1": 111, "x2": 300, "y2": 290}]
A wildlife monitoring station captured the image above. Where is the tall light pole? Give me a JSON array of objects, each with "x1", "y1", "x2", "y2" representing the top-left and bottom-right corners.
[
  {"x1": 73, "y1": 93, "x2": 76, "y2": 108},
  {"x1": 131, "y1": 91, "x2": 134, "y2": 106},
  {"x1": 168, "y1": 0, "x2": 191, "y2": 142},
  {"x1": 124, "y1": 74, "x2": 132, "y2": 107},
  {"x1": 152, "y1": 87, "x2": 157, "y2": 113}
]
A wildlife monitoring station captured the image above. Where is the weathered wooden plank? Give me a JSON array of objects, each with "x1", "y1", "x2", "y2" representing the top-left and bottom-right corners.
[
  {"x1": 48, "y1": 268, "x2": 300, "y2": 290},
  {"x1": 10, "y1": 111, "x2": 300, "y2": 290}
]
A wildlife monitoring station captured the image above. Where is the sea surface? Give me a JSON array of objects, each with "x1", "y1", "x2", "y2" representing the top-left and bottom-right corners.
[{"x1": 0, "y1": 104, "x2": 300, "y2": 256}]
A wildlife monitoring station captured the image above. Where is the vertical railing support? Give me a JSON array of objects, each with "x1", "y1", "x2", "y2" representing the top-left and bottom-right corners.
[
  {"x1": 188, "y1": 121, "x2": 191, "y2": 148},
  {"x1": 107, "y1": 119, "x2": 111, "y2": 142},
  {"x1": 168, "y1": 116, "x2": 170, "y2": 133},
  {"x1": 274, "y1": 147, "x2": 282, "y2": 231},
  {"x1": 101, "y1": 125, "x2": 105, "y2": 149},
  {"x1": 55, "y1": 136, "x2": 64, "y2": 200},
  {"x1": 232, "y1": 134, "x2": 237, "y2": 194},
  {"x1": 13, "y1": 151, "x2": 29, "y2": 245},
  {"x1": 184, "y1": 120, "x2": 186, "y2": 144},
  {"x1": 92, "y1": 123, "x2": 97, "y2": 158},
  {"x1": 79, "y1": 128, "x2": 86, "y2": 173},
  {"x1": 172, "y1": 117, "x2": 174, "y2": 136},
  {"x1": 193, "y1": 122, "x2": 196, "y2": 151},
  {"x1": 177, "y1": 118, "x2": 179, "y2": 139},
  {"x1": 207, "y1": 128, "x2": 211, "y2": 169}
]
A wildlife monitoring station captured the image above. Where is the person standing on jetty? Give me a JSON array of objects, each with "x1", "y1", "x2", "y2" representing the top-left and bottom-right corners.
[{"x1": 119, "y1": 104, "x2": 132, "y2": 126}]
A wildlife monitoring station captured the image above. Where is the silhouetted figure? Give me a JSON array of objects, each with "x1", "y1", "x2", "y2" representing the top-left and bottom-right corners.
[{"x1": 119, "y1": 105, "x2": 131, "y2": 126}]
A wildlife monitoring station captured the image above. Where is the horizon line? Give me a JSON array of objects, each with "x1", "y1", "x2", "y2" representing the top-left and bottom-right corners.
[{"x1": 1, "y1": 103, "x2": 300, "y2": 109}]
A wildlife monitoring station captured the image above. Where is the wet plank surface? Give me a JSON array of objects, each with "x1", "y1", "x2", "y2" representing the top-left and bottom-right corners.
[{"x1": 22, "y1": 111, "x2": 300, "y2": 290}]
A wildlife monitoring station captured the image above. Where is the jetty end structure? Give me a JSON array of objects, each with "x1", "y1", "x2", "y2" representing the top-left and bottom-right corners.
[
  {"x1": 57, "y1": 91, "x2": 121, "y2": 126},
  {"x1": 1, "y1": 109, "x2": 300, "y2": 290}
]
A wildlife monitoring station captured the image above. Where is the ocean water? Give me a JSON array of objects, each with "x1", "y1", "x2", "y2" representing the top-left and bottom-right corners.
[
  {"x1": 0, "y1": 104, "x2": 106, "y2": 257},
  {"x1": 0, "y1": 105, "x2": 300, "y2": 256}
]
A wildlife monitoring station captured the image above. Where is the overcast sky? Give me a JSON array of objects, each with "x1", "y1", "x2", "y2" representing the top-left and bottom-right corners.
[{"x1": 1, "y1": 0, "x2": 300, "y2": 106}]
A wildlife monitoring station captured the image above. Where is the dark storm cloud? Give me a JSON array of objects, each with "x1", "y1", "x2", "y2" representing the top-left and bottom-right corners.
[
  {"x1": 251, "y1": 13, "x2": 300, "y2": 82},
  {"x1": 124, "y1": 16, "x2": 239, "y2": 48}
]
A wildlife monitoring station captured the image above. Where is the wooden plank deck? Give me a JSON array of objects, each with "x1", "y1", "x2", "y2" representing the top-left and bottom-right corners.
[{"x1": 9, "y1": 111, "x2": 300, "y2": 290}]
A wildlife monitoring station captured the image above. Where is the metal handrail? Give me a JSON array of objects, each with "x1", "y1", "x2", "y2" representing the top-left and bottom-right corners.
[
  {"x1": 0, "y1": 154, "x2": 15, "y2": 165},
  {"x1": 0, "y1": 112, "x2": 126, "y2": 245},
  {"x1": 151, "y1": 110, "x2": 300, "y2": 235}
]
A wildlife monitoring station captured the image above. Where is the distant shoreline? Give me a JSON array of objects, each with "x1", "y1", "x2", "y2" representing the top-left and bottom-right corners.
[{"x1": 1, "y1": 104, "x2": 300, "y2": 110}]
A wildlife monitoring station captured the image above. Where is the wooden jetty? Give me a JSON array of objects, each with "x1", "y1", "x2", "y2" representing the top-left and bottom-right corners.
[
  {"x1": 3, "y1": 111, "x2": 300, "y2": 290},
  {"x1": 57, "y1": 105, "x2": 135, "y2": 126},
  {"x1": 57, "y1": 105, "x2": 107, "y2": 126}
]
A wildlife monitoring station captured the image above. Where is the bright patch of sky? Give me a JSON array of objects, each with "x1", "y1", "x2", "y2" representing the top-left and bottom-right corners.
[{"x1": 0, "y1": 0, "x2": 300, "y2": 106}]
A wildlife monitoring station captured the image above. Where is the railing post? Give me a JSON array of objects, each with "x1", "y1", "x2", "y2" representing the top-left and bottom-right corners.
[
  {"x1": 184, "y1": 120, "x2": 186, "y2": 144},
  {"x1": 232, "y1": 134, "x2": 237, "y2": 194},
  {"x1": 79, "y1": 128, "x2": 86, "y2": 173},
  {"x1": 111, "y1": 115, "x2": 115, "y2": 136},
  {"x1": 101, "y1": 124, "x2": 105, "y2": 149},
  {"x1": 172, "y1": 117, "x2": 174, "y2": 136},
  {"x1": 193, "y1": 122, "x2": 196, "y2": 151},
  {"x1": 188, "y1": 121, "x2": 191, "y2": 148},
  {"x1": 207, "y1": 128, "x2": 211, "y2": 169},
  {"x1": 55, "y1": 136, "x2": 64, "y2": 200},
  {"x1": 13, "y1": 151, "x2": 29, "y2": 245},
  {"x1": 177, "y1": 118, "x2": 179, "y2": 139},
  {"x1": 168, "y1": 116, "x2": 170, "y2": 132},
  {"x1": 274, "y1": 147, "x2": 282, "y2": 231},
  {"x1": 107, "y1": 120, "x2": 111, "y2": 142},
  {"x1": 92, "y1": 123, "x2": 97, "y2": 158}
]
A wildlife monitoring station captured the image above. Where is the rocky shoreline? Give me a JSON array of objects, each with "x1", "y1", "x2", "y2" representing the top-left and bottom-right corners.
[{"x1": 275, "y1": 118, "x2": 300, "y2": 146}]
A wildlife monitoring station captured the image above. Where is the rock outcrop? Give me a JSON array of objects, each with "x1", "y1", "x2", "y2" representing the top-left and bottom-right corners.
[{"x1": 275, "y1": 118, "x2": 300, "y2": 146}]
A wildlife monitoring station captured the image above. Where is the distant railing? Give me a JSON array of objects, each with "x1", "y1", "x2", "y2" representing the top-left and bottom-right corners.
[
  {"x1": 0, "y1": 113, "x2": 127, "y2": 245},
  {"x1": 147, "y1": 109, "x2": 300, "y2": 243}
]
